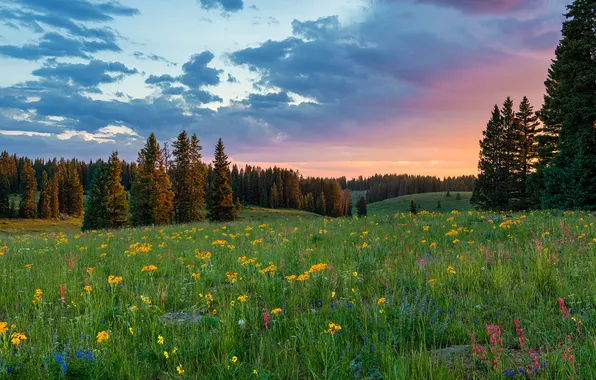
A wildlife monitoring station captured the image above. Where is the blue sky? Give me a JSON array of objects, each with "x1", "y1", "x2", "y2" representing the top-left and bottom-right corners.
[{"x1": 0, "y1": 0, "x2": 568, "y2": 176}]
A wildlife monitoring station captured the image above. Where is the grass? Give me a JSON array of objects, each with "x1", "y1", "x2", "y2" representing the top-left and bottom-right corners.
[
  {"x1": 368, "y1": 191, "x2": 473, "y2": 216},
  {"x1": 1, "y1": 207, "x2": 595, "y2": 378}
]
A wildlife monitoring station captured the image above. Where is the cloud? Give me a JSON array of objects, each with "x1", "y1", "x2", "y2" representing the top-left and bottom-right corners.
[
  {"x1": 133, "y1": 51, "x2": 177, "y2": 66},
  {"x1": 145, "y1": 74, "x2": 176, "y2": 85},
  {"x1": 5, "y1": 0, "x2": 139, "y2": 22},
  {"x1": 0, "y1": 32, "x2": 120, "y2": 60},
  {"x1": 198, "y1": 0, "x2": 244, "y2": 12},
  {"x1": 227, "y1": 73, "x2": 239, "y2": 83},
  {"x1": 179, "y1": 51, "x2": 222, "y2": 88},
  {"x1": 242, "y1": 91, "x2": 292, "y2": 109},
  {"x1": 32, "y1": 59, "x2": 138, "y2": 87},
  {"x1": 412, "y1": 0, "x2": 545, "y2": 14}
]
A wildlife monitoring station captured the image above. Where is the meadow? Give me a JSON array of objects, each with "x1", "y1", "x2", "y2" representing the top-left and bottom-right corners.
[{"x1": 1, "y1": 200, "x2": 595, "y2": 378}]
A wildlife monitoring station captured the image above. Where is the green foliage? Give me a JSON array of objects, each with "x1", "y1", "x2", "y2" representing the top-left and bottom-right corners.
[
  {"x1": 60, "y1": 161, "x2": 84, "y2": 216},
  {"x1": 207, "y1": 138, "x2": 237, "y2": 222},
  {"x1": 316, "y1": 192, "x2": 326, "y2": 216},
  {"x1": 357, "y1": 196, "x2": 367, "y2": 217},
  {"x1": 324, "y1": 181, "x2": 343, "y2": 217},
  {"x1": 82, "y1": 164, "x2": 110, "y2": 231},
  {"x1": 38, "y1": 171, "x2": 52, "y2": 219},
  {"x1": 19, "y1": 158, "x2": 37, "y2": 219},
  {"x1": 409, "y1": 200, "x2": 417, "y2": 215},
  {"x1": 130, "y1": 134, "x2": 175, "y2": 226},
  {"x1": 541, "y1": 0, "x2": 596, "y2": 210},
  {"x1": 455, "y1": 193, "x2": 461, "y2": 201},
  {"x1": 172, "y1": 131, "x2": 206, "y2": 223}
]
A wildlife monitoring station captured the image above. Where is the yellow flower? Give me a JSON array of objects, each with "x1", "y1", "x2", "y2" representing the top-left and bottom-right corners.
[
  {"x1": 377, "y1": 297, "x2": 386, "y2": 306},
  {"x1": 428, "y1": 279, "x2": 436, "y2": 284},
  {"x1": 177, "y1": 364, "x2": 185, "y2": 374},
  {"x1": 130, "y1": 305, "x2": 138, "y2": 312},
  {"x1": 25, "y1": 264, "x2": 33, "y2": 269},
  {"x1": 157, "y1": 335, "x2": 164, "y2": 345},
  {"x1": 331, "y1": 292, "x2": 336, "y2": 299},
  {"x1": 325, "y1": 322, "x2": 342, "y2": 335},
  {"x1": 271, "y1": 308, "x2": 282, "y2": 315},
  {"x1": 173, "y1": 347, "x2": 178, "y2": 354},
  {"x1": 423, "y1": 226, "x2": 429, "y2": 231},
  {"x1": 0, "y1": 321, "x2": 7, "y2": 334},
  {"x1": 96, "y1": 331, "x2": 109, "y2": 343},
  {"x1": 430, "y1": 242, "x2": 437, "y2": 247},
  {"x1": 447, "y1": 266, "x2": 456, "y2": 274},
  {"x1": 191, "y1": 272, "x2": 201, "y2": 279},
  {"x1": 353, "y1": 271, "x2": 358, "y2": 277},
  {"x1": 231, "y1": 356, "x2": 238, "y2": 363},
  {"x1": 141, "y1": 264, "x2": 158, "y2": 272},
  {"x1": 164, "y1": 351, "x2": 169, "y2": 359},
  {"x1": 237, "y1": 295, "x2": 248, "y2": 302},
  {"x1": 108, "y1": 275, "x2": 123, "y2": 284},
  {"x1": 253, "y1": 369, "x2": 259, "y2": 375},
  {"x1": 10, "y1": 331, "x2": 27, "y2": 346},
  {"x1": 84, "y1": 285, "x2": 93, "y2": 292}
]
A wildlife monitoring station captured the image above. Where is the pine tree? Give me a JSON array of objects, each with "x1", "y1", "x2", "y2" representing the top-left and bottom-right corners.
[
  {"x1": 62, "y1": 161, "x2": 84, "y2": 216},
  {"x1": 285, "y1": 173, "x2": 302, "y2": 209},
  {"x1": 38, "y1": 171, "x2": 52, "y2": 219},
  {"x1": 471, "y1": 104, "x2": 509, "y2": 210},
  {"x1": 105, "y1": 152, "x2": 129, "y2": 228},
  {"x1": 207, "y1": 138, "x2": 237, "y2": 222},
  {"x1": 0, "y1": 151, "x2": 17, "y2": 217},
  {"x1": 49, "y1": 174, "x2": 60, "y2": 218},
  {"x1": 455, "y1": 193, "x2": 462, "y2": 201},
  {"x1": 325, "y1": 181, "x2": 343, "y2": 217},
  {"x1": 130, "y1": 133, "x2": 175, "y2": 226},
  {"x1": 540, "y1": 0, "x2": 596, "y2": 209},
  {"x1": 409, "y1": 200, "x2": 418, "y2": 215},
  {"x1": 357, "y1": 196, "x2": 367, "y2": 217},
  {"x1": 342, "y1": 189, "x2": 353, "y2": 217},
  {"x1": 82, "y1": 164, "x2": 109, "y2": 231},
  {"x1": 19, "y1": 158, "x2": 37, "y2": 218},
  {"x1": 270, "y1": 184, "x2": 280, "y2": 209},
  {"x1": 316, "y1": 192, "x2": 326, "y2": 215},
  {"x1": 172, "y1": 131, "x2": 206, "y2": 223},
  {"x1": 304, "y1": 192, "x2": 315, "y2": 212},
  {"x1": 437, "y1": 200, "x2": 442, "y2": 209}
]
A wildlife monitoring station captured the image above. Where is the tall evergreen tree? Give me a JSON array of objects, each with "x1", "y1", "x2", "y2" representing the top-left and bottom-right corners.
[
  {"x1": 172, "y1": 131, "x2": 206, "y2": 223},
  {"x1": 49, "y1": 174, "x2": 60, "y2": 218},
  {"x1": 105, "y1": 152, "x2": 129, "y2": 228},
  {"x1": 82, "y1": 164, "x2": 109, "y2": 231},
  {"x1": 207, "y1": 138, "x2": 237, "y2": 222},
  {"x1": 304, "y1": 192, "x2": 315, "y2": 212},
  {"x1": 357, "y1": 196, "x2": 367, "y2": 217},
  {"x1": 270, "y1": 184, "x2": 280, "y2": 209},
  {"x1": 62, "y1": 161, "x2": 84, "y2": 216},
  {"x1": 471, "y1": 104, "x2": 509, "y2": 210},
  {"x1": 19, "y1": 159, "x2": 37, "y2": 218},
  {"x1": 342, "y1": 189, "x2": 353, "y2": 217},
  {"x1": 0, "y1": 151, "x2": 17, "y2": 217},
  {"x1": 315, "y1": 192, "x2": 326, "y2": 215},
  {"x1": 325, "y1": 181, "x2": 343, "y2": 217},
  {"x1": 409, "y1": 200, "x2": 418, "y2": 215},
  {"x1": 38, "y1": 171, "x2": 52, "y2": 219},
  {"x1": 540, "y1": 0, "x2": 596, "y2": 209},
  {"x1": 516, "y1": 96, "x2": 539, "y2": 208},
  {"x1": 130, "y1": 133, "x2": 175, "y2": 226}
]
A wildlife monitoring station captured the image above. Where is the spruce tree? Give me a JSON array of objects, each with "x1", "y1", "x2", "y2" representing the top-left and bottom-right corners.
[
  {"x1": 38, "y1": 171, "x2": 52, "y2": 219},
  {"x1": 130, "y1": 133, "x2": 175, "y2": 226},
  {"x1": 471, "y1": 104, "x2": 509, "y2": 210},
  {"x1": 304, "y1": 192, "x2": 315, "y2": 212},
  {"x1": 316, "y1": 192, "x2": 326, "y2": 215},
  {"x1": 0, "y1": 151, "x2": 17, "y2": 217},
  {"x1": 343, "y1": 189, "x2": 353, "y2": 217},
  {"x1": 270, "y1": 184, "x2": 280, "y2": 208},
  {"x1": 19, "y1": 159, "x2": 37, "y2": 218},
  {"x1": 409, "y1": 200, "x2": 418, "y2": 215},
  {"x1": 207, "y1": 138, "x2": 237, "y2": 222},
  {"x1": 62, "y1": 161, "x2": 84, "y2": 216},
  {"x1": 49, "y1": 174, "x2": 60, "y2": 218},
  {"x1": 105, "y1": 152, "x2": 129, "y2": 228},
  {"x1": 541, "y1": 0, "x2": 596, "y2": 209},
  {"x1": 324, "y1": 181, "x2": 343, "y2": 217},
  {"x1": 82, "y1": 164, "x2": 109, "y2": 231},
  {"x1": 285, "y1": 173, "x2": 302, "y2": 209},
  {"x1": 357, "y1": 196, "x2": 367, "y2": 217},
  {"x1": 172, "y1": 131, "x2": 206, "y2": 223}
]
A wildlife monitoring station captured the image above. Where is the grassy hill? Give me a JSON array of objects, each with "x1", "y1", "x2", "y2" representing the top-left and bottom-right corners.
[
  {"x1": 368, "y1": 191, "x2": 473, "y2": 216},
  {"x1": 0, "y1": 206, "x2": 320, "y2": 236}
]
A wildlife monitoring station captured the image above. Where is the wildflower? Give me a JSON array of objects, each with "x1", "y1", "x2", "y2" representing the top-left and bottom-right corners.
[
  {"x1": 96, "y1": 331, "x2": 109, "y2": 343},
  {"x1": 237, "y1": 295, "x2": 248, "y2": 302},
  {"x1": 353, "y1": 271, "x2": 358, "y2": 277},
  {"x1": 331, "y1": 292, "x2": 336, "y2": 299},
  {"x1": 428, "y1": 279, "x2": 436, "y2": 284},
  {"x1": 446, "y1": 266, "x2": 456, "y2": 274},
  {"x1": 108, "y1": 275, "x2": 123, "y2": 284},
  {"x1": 164, "y1": 351, "x2": 169, "y2": 359},
  {"x1": 0, "y1": 321, "x2": 7, "y2": 334},
  {"x1": 377, "y1": 297, "x2": 386, "y2": 306},
  {"x1": 253, "y1": 369, "x2": 259, "y2": 375},
  {"x1": 11, "y1": 331, "x2": 27, "y2": 346},
  {"x1": 430, "y1": 242, "x2": 437, "y2": 247},
  {"x1": 32, "y1": 288, "x2": 43, "y2": 304},
  {"x1": 176, "y1": 364, "x2": 184, "y2": 374},
  {"x1": 157, "y1": 335, "x2": 164, "y2": 345},
  {"x1": 271, "y1": 308, "x2": 283, "y2": 315},
  {"x1": 130, "y1": 306, "x2": 138, "y2": 312},
  {"x1": 84, "y1": 285, "x2": 92, "y2": 292},
  {"x1": 231, "y1": 356, "x2": 238, "y2": 363},
  {"x1": 25, "y1": 264, "x2": 33, "y2": 269},
  {"x1": 141, "y1": 264, "x2": 158, "y2": 272},
  {"x1": 325, "y1": 322, "x2": 342, "y2": 335},
  {"x1": 191, "y1": 272, "x2": 201, "y2": 279}
]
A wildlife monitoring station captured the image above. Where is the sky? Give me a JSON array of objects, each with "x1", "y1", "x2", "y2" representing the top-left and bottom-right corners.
[{"x1": 0, "y1": 0, "x2": 569, "y2": 178}]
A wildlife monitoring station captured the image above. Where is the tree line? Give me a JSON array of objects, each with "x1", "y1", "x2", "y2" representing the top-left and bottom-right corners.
[
  {"x1": 347, "y1": 174, "x2": 476, "y2": 204},
  {"x1": 472, "y1": 0, "x2": 595, "y2": 211}
]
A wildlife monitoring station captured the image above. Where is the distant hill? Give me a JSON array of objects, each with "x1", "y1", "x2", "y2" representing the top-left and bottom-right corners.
[{"x1": 368, "y1": 191, "x2": 473, "y2": 216}]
